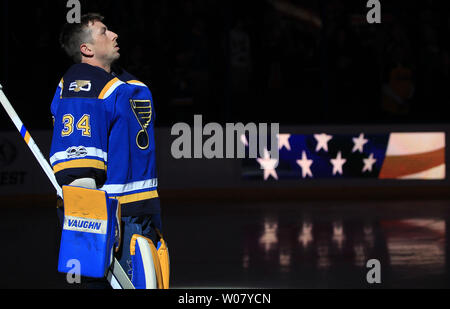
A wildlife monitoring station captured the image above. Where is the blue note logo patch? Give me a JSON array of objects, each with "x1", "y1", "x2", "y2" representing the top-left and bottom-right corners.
[{"x1": 130, "y1": 99, "x2": 152, "y2": 150}]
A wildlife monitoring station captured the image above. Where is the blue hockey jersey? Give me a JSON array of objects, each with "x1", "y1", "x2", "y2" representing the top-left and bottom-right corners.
[{"x1": 50, "y1": 63, "x2": 160, "y2": 216}]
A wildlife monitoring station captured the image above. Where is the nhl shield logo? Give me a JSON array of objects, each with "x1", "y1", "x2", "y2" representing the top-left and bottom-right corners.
[{"x1": 130, "y1": 99, "x2": 152, "y2": 149}]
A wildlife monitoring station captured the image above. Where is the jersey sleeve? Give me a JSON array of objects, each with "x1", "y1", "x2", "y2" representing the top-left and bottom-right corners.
[
  {"x1": 50, "y1": 78, "x2": 63, "y2": 117},
  {"x1": 49, "y1": 67, "x2": 124, "y2": 187}
]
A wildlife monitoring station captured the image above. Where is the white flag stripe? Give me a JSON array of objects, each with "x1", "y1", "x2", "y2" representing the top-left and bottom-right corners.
[
  {"x1": 385, "y1": 132, "x2": 445, "y2": 156},
  {"x1": 100, "y1": 178, "x2": 158, "y2": 195},
  {"x1": 398, "y1": 164, "x2": 445, "y2": 180},
  {"x1": 398, "y1": 219, "x2": 445, "y2": 235},
  {"x1": 50, "y1": 147, "x2": 108, "y2": 165}
]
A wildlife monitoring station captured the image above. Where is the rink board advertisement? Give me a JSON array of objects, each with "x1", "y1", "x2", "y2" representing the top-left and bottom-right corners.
[
  {"x1": 0, "y1": 130, "x2": 54, "y2": 195},
  {"x1": 242, "y1": 132, "x2": 446, "y2": 180}
]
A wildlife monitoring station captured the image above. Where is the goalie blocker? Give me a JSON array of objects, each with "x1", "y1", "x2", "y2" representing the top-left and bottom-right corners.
[
  {"x1": 58, "y1": 185, "x2": 121, "y2": 278},
  {"x1": 58, "y1": 185, "x2": 170, "y2": 288}
]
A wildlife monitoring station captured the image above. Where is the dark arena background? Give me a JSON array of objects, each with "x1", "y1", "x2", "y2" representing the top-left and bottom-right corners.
[{"x1": 1, "y1": 0, "x2": 450, "y2": 294}]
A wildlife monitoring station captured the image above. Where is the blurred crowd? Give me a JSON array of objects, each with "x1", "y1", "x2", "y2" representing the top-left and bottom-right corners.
[{"x1": 1, "y1": 0, "x2": 450, "y2": 128}]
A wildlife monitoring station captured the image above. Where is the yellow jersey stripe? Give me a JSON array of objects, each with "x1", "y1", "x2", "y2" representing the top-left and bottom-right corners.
[
  {"x1": 111, "y1": 190, "x2": 159, "y2": 204},
  {"x1": 98, "y1": 77, "x2": 120, "y2": 99},
  {"x1": 53, "y1": 159, "x2": 106, "y2": 173}
]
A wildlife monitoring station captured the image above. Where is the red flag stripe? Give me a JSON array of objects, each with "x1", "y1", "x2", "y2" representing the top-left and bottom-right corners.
[{"x1": 379, "y1": 147, "x2": 445, "y2": 179}]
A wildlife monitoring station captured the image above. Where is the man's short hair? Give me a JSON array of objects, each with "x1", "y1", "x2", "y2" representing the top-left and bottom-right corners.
[{"x1": 59, "y1": 13, "x2": 104, "y2": 63}]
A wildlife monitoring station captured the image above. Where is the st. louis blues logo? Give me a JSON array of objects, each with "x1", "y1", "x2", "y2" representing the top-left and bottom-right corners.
[{"x1": 130, "y1": 99, "x2": 152, "y2": 149}]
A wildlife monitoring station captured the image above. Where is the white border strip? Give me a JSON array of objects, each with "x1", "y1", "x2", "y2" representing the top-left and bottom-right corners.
[
  {"x1": 103, "y1": 80, "x2": 125, "y2": 99},
  {"x1": 127, "y1": 81, "x2": 147, "y2": 87},
  {"x1": 100, "y1": 178, "x2": 158, "y2": 195},
  {"x1": 50, "y1": 146, "x2": 108, "y2": 165}
]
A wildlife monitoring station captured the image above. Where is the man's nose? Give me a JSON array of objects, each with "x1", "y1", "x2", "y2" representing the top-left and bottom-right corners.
[{"x1": 109, "y1": 30, "x2": 118, "y2": 41}]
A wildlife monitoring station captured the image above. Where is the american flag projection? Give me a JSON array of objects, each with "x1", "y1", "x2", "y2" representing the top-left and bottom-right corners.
[{"x1": 241, "y1": 132, "x2": 446, "y2": 180}]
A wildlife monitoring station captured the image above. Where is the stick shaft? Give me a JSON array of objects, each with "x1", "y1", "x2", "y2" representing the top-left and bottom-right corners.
[{"x1": 0, "y1": 86, "x2": 62, "y2": 196}]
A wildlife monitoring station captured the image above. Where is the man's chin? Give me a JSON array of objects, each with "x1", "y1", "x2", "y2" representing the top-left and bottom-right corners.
[{"x1": 109, "y1": 53, "x2": 120, "y2": 64}]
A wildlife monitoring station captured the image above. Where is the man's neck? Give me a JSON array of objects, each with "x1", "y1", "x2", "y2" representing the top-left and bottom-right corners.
[{"x1": 82, "y1": 58, "x2": 111, "y2": 73}]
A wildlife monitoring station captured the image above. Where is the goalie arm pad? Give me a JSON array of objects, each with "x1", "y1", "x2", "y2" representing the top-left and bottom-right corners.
[{"x1": 69, "y1": 177, "x2": 97, "y2": 189}]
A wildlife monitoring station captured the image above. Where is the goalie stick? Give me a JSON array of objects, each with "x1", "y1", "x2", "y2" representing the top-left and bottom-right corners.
[{"x1": 0, "y1": 83, "x2": 134, "y2": 289}]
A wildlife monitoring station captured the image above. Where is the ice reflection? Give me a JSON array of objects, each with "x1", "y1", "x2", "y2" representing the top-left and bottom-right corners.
[
  {"x1": 317, "y1": 242, "x2": 331, "y2": 270},
  {"x1": 332, "y1": 220, "x2": 345, "y2": 250},
  {"x1": 298, "y1": 221, "x2": 313, "y2": 248},
  {"x1": 242, "y1": 249, "x2": 250, "y2": 269},
  {"x1": 279, "y1": 249, "x2": 291, "y2": 271},
  {"x1": 353, "y1": 244, "x2": 367, "y2": 267},
  {"x1": 258, "y1": 218, "x2": 278, "y2": 253},
  {"x1": 382, "y1": 219, "x2": 445, "y2": 272},
  {"x1": 363, "y1": 223, "x2": 375, "y2": 249},
  {"x1": 247, "y1": 214, "x2": 446, "y2": 277}
]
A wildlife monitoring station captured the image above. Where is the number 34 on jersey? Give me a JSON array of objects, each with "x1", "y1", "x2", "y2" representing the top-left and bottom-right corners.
[{"x1": 61, "y1": 114, "x2": 91, "y2": 137}]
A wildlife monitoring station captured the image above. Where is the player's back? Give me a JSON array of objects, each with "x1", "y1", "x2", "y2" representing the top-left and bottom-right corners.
[{"x1": 50, "y1": 63, "x2": 160, "y2": 216}]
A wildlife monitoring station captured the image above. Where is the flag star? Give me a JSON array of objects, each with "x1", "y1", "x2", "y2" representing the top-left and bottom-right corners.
[
  {"x1": 256, "y1": 148, "x2": 279, "y2": 180},
  {"x1": 314, "y1": 133, "x2": 333, "y2": 152},
  {"x1": 277, "y1": 134, "x2": 291, "y2": 151},
  {"x1": 352, "y1": 133, "x2": 368, "y2": 153},
  {"x1": 296, "y1": 151, "x2": 313, "y2": 178},
  {"x1": 330, "y1": 151, "x2": 346, "y2": 175},
  {"x1": 362, "y1": 153, "x2": 377, "y2": 173}
]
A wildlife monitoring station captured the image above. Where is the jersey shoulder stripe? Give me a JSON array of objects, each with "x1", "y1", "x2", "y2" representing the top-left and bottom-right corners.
[
  {"x1": 98, "y1": 77, "x2": 125, "y2": 99},
  {"x1": 126, "y1": 80, "x2": 147, "y2": 87},
  {"x1": 58, "y1": 78, "x2": 64, "y2": 98}
]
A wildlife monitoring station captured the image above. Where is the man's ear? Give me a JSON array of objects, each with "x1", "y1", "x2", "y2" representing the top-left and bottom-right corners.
[{"x1": 80, "y1": 43, "x2": 94, "y2": 58}]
